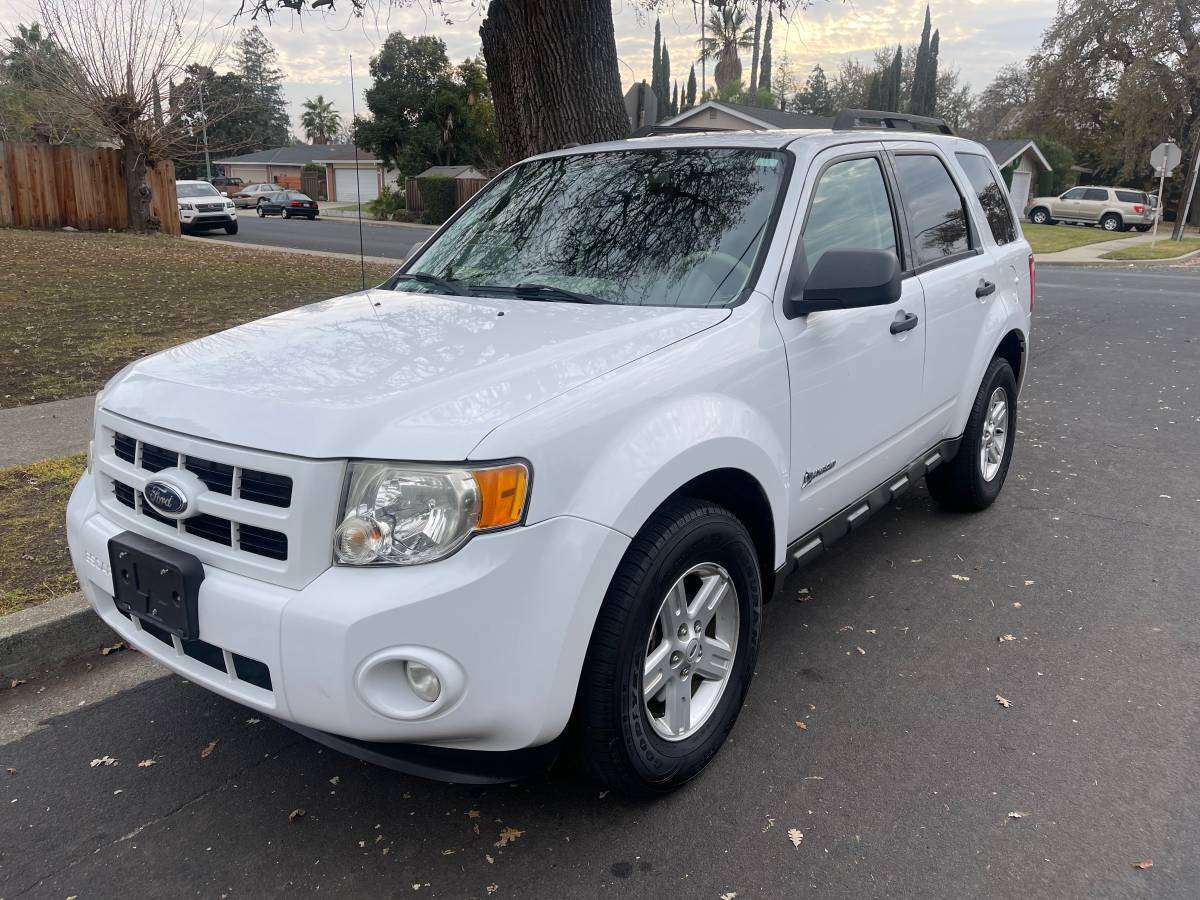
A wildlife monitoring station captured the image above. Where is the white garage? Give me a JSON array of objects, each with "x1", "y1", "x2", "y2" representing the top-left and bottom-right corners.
[{"x1": 334, "y1": 167, "x2": 380, "y2": 203}]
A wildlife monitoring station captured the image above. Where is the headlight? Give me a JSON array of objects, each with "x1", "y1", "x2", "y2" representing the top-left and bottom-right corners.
[
  {"x1": 224, "y1": 200, "x2": 235, "y2": 208},
  {"x1": 333, "y1": 461, "x2": 530, "y2": 567},
  {"x1": 178, "y1": 202, "x2": 193, "y2": 210}
]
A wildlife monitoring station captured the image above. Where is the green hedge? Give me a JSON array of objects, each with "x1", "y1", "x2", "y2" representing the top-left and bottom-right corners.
[{"x1": 419, "y1": 176, "x2": 457, "y2": 225}]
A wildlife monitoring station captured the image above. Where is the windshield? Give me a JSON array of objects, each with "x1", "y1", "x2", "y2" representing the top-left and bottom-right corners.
[
  {"x1": 178, "y1": 183, "x2": 222, "y2": 198},
  {"x1": 405, "y1": 148, "x2": 790, "y2": 307}
]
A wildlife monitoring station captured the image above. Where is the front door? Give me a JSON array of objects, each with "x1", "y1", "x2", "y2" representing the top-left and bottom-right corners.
[
  {"x1": 773, "y1": 146, "x2": 928, "y2": 538},
  {"x1": 1052, "y1": 187, "x2": 1088, "y2": 220}
]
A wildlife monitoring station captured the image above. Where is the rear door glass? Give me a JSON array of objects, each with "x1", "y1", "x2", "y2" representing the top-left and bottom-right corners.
[
  {"x1": 1115, "y1": 190, "x2": 1147, "y2": 204},
  {"x1": 955, "y1": 153, "x2": 1017, "y2": 245},
  {"x1": 1082, "y1": 189, "x2": 1108, "y2": 201},
  {"x1": 891, "y1": 154, "x2": 972, "y2": 267}
]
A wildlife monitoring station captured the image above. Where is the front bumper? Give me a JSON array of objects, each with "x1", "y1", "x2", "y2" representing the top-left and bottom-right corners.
[
  {"x1": 67, "y1": 471, "x2": 629, "y2": 753},
  {"x1": 178, "y1": 208, "x2": 235, "y2": 227}
]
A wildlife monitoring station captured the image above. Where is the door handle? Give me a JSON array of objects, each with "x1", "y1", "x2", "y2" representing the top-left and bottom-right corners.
[
  {"x1": 976, "y1": 279, "x2": 996, "y2": 298},
  {"x1": 890, "y1": 310, "x2": 919, "y2": 334}
]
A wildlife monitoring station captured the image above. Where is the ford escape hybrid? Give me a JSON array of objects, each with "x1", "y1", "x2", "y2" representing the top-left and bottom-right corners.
[{"x1": 67, "y1": 111, "x2": 1032, "y2": 797}]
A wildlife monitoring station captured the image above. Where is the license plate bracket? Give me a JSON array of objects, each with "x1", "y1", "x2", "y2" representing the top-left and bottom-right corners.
[{"x1": 107, "y1": 532, "x2": 204, "y2": 640}]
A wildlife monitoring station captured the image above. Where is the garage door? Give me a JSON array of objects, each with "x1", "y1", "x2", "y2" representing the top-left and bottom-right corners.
[
  {"x1": 334, "y1": 168, "x2": 379, "y2": 203},
  {"x1": 1009, "y1": 170, "x2": 1032, "y2": 218}
]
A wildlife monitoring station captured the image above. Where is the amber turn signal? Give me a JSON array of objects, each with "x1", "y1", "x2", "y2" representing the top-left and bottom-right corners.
[{"x1": 471, "y1": 463, "x2": 530, "y2": 531}]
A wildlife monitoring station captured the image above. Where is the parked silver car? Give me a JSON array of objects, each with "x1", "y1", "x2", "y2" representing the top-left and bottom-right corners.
[
  {"x1": 230, "y1": 183, "x2": 281, "y2": 209},
  {"x1": 1026, "y1": 186, "x2": 1155, "y2": 232}
]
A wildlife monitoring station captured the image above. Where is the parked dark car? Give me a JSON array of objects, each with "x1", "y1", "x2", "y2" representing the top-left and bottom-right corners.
[
  {"x1": 210, "y1": 176, "x2": 245, "y2": 197},
  {"x1": 257, "y1": 191, "x2": 319, "y2": 220}
]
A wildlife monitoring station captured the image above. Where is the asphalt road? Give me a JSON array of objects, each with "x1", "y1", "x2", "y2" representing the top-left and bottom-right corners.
[
  {"x1": 195, "y1": 210, "x2": 432, "y2": 262},
  {"x1": 3, "y1": 266, "x2": 1199, "y2": 899}
]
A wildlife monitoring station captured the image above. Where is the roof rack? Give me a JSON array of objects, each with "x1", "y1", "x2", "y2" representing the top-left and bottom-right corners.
[
  {"x1": 630, "y1": 124, "x2": 721, "y2": 138},
  {"x1": 832, "y1": 109, "x2": 954, "y2": 136}
]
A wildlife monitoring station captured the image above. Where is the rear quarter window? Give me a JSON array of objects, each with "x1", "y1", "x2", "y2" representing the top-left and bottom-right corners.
[
  {"x1": 955, "y1": 153, "x2": 1017, "y2": 245},
  {"x1": 1115, "y1": 190, "x2": 1148, "y2": 204}
]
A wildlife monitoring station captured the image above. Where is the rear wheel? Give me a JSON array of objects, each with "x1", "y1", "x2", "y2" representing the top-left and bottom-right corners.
[
  {"x1": 1029, "y1": 207, "x2": 1051, "y2": 225},
  {"x1": 574, "y1": 498, "x2": 762, "y2": 797},
  {"x1": 1135, "y1": 224, "x2": 1151, "y2": 233},
  {"x1": 1100, "y1": 213, "x2": 1122, "y2": 232},
  {"x1": 927, "y1": 357, "x2": 1017, "y2": 512}
]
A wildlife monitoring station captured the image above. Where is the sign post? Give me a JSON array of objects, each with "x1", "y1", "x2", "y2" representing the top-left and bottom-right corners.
[{"x1": 1149, "y1": 141, "x2": 1182, "y2": 244}]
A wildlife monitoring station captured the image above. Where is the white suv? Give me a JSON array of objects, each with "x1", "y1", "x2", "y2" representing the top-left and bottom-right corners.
[{"x1": 68, "y1": 117, "x2": 1032, "y2": 796}]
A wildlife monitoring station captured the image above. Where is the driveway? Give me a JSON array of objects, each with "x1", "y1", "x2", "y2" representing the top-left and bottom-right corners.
[
  {"x1": 195, "y1": 212, "x2": 431, "y2": 262},
  {"x1": 2, "y1": 267, "x2": 1198, "y2": 899}
]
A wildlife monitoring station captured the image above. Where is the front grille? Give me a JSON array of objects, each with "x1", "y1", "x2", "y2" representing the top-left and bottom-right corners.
[
  {"x1": 186, "y1": 458, "x2": 233, "y2": 494},
  {"x1": 141, "y1": 442, "x2": 177, "y2": 473},
  {"x1": 135, "y1": 619, "x2": 273, "y2": 692},
  {"x1": 240, "y1": 469, "x2": 293, "y2": 508},
  {"x1": 114, "y1": 433, "x2": 136, "y2": 463},
  {"x1": 196, "y1": 203, "x2": 224, "y2": 212},
  {"x1": 114, "y1": 481, "x2": 135, "y2": 508},
  {"x1": 138, "y1": 490, "x2": 177, "y2": 526},
  {"x1": 239, "y1": 524, "x2": 288, "y2": 560},
  {"x1": 184, "y1": 513, "x2": 233, "y2": 546}
]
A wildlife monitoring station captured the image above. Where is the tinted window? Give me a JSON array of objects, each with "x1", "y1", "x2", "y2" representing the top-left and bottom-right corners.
[
  {"x1": 1082, "y1": 188, "x2": 1108, "y2": 201},
  {"x1": 1061, "y1": 188, "x2": 1087, "y2": 200},
  {"x1": 956, "y1": 153, "x2": 1017, "y2": 245},
  {"x1": 801, "y1": 157, "x2": 897, "y2": 269},
  {"x1": 411, "y1": 148, "x2": 790, "y2": 308},
  {"x1": 1115, "y1": 190, "x2": 1148, "y2": 204},
  {"x1": 892, "y1": 154, "x2": 971, "y2": 266}
]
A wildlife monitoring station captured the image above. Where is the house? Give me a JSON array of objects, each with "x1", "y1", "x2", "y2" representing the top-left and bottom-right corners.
[
  {"x1": 659, "y1": 100, "x2": 834, "y2": 133},
  {"x1": 214, "y1": 144, "x2": 393, "y2": 202},
  {"x1": 981, "y1": 139, "x2": 1052, "y2": 214},
  {"x1": 414, "y1": 165, "x2": 488, "y2": 181}
]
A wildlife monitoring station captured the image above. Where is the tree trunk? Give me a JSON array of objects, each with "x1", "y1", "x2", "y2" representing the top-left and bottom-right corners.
[
  {"x1": 122, "y1": 139, "x2": 158, "y2": 233},
  {"x1": 748, "y1": 0, "x2": 763, "y2": 101},
  {"x1": 481, "y1": 0, "x2": 630, "y2": 167},
  {"x1": 1171, "y1": 114, "x2": 1200, "y2": 239}
]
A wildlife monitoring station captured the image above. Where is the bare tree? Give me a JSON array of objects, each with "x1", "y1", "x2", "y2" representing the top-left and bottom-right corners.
[{"x1": 26, "y1": 0, "x2": 226, "y2": 231}]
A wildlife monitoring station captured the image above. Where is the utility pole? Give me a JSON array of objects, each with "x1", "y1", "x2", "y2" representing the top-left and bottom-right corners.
[
  {"x1": 198, "y1": 80, "x2": 212, "y2": 182},
  {"x1": 701, "y1": 0, "x2": 706, "y2": 97},
  {"x1": 1175, "y1": 129, "x2": 1200, "y2": 241}
]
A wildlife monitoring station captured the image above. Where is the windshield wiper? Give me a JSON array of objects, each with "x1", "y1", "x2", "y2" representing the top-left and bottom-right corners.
[
  {"x1": 389, "y1": 272, "x2": 468, "y2": 296},
  {"x1": 505, "y1": 283, "x2": 610, "y2": 305}
]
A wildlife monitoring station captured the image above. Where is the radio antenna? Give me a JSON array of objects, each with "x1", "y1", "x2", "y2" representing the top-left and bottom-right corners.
[{"x1": 349, "y1": 52, "x2": 367, "y2": 291}]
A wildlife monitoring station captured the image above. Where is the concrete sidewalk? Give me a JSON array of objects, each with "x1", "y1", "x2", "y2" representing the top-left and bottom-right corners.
[
  {"x1": 1034, "y1": 230, "x2": 1200, "y2": 265},
  {"x1": 0, "y1": 395, "x2": 94, "y2": 468}
]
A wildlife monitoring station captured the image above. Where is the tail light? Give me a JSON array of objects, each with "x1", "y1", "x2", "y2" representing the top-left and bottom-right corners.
[
  {"x1": 290, "y1": 200, "x2": 303, "y2": 207},
  {"x1": 1028, "y1": 253, "x2": 1035, "y2": 312},
  {"x1": 1133, "y1": 204, "x2": 1145, "y2": 214}
]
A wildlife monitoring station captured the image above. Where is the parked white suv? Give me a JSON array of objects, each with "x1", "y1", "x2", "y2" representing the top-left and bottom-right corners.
[{"x1": 68, "y1": 117, "x2": 1032, "y2": 796}]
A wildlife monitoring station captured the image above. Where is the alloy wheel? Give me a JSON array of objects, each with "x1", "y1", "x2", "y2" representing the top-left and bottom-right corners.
[
  {"x1": 641, "y1": 562, "x2": 739, "y2": 741},
  {"x1": 979, "y1": 386, "x2": 1009, "y2": 482}
]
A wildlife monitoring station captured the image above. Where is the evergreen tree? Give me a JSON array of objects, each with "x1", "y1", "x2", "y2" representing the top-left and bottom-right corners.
[
  {"x1": 748, "y1": 0, "x2": 765, "y2": 100},
  {"x1": 759, "y1": 11, "x2": 773, "y2": 99},
  {"x1": 686, "y1": 64, "x2": 697, "y2": 110},
  {"x1": 795, "y1": 64, "x2": 834, "y2": 116},
  {"x1": 867, "y1": 72, "x2": 883, "y2": 110},
  {"x1": 910, "y1": 5, "x2": 933, "y2": 115},
  {"x1": 231, "y1": 27, "x2": 290, "y2": 147},
  {"x1": 671, "y1": 80, "x2": 679, "y2": 116},
  {"x1": 650, "y1": 18, "x2": 665, "y2": 117},
  {"x1": 657, "y1": 44, "x2": 672, "y2": 120},
  {"x1": 884, "y1": 45, "x2": 903, "y2": 112},
  {"x1": 924, "y1": 30, "x2": 940, "y2": 114}
]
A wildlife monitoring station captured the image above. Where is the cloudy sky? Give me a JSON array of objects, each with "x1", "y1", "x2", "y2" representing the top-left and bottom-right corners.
[{"x1": 4, "y1": 0, "x2": 1056, "y2": 139}]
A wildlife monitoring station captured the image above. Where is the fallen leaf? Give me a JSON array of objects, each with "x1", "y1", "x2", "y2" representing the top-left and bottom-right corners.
[
  {"x1": 486, "y1": 886, "x2": 499, "y2": 895},
  {"x1": 1007, "y1": 811, "x2": 1028, "y2": 818},
  {"x1": 837, "y1": 625, "x2": 854, "y2": 633},
  {"x1": 998, "y1": 634, "x2": 1015, "y2": 643},
  {"x1": 6, "y1": 767, "x2": 16, "y2": 775},
  {"x1": 951, "y1": 574, "x2": 970, "y2": 582},
  {"x1": 1012, "y1": 602, "x2": 1022, "y2": 609},
  {"x1": 995, "y1": 694, "x2": 1012, "y2": 709},
  {"x1": 910, "y1": 558, "x2": 923, "y2": 563},
  {"x1": 486, "y1": 854, "x2": 495, "y2": 864},
  {"x1": 1023, "y1": 580, "x2": 1034, "y2": 586},
  {"x1": 137, "y1": 759, "x2": 157, "y2": 768},
  {"x1": 245, "y1": 718, "x2": 261, "y2": 725},
  {"x1": 288, "y1": 808, "x2": 305, "y2": 823},
  {"x1": 856, "y1": 646, "x2": 866, "y2": 655},
  {"x1": 1132, "y1": 859, "x2": 1153, "y2": 869},
  {"x1": 89, "y1": 756, "x2": 118, "y2": 767},
  {"x1": 100, "y1": 641, "x2": 127, "y2": 656},
  {"x1": 795, "y1": 721, "x2": 807, "y2": 731},
  {"x1": 787, "y1": 828, "x2": 804, "y2": 848},
  {"x1": 865, "y1": 628, "x2": 877, "y2": 635},
  {"x1": 200, "y1": 740, "x2": 218, "y2": 759},
  {"x1": 467, "y1": 809, "x2": 481, "y2": 818},
  {"x1": 761, "y1": 816, "x2": 776, "y2": 833},
  {"x1": 494, "y1": 825, "x2": 524, "y2": 848},
  {"x1": 10, "y1": 679, "x2": 27, "y2": 689},
  {"x1": 721, "y1": 893, "x2": 739, "y2": 900},
  {"x1": 329, "y1": 776, "x2": 340, "y2": 786},
  {"x1": 113, "y1": 789, "x2": 123, "y2": 795}
]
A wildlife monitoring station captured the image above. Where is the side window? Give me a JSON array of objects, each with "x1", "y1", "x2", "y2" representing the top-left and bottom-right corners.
[
  {"x1": 1115, "y1": 190, "x2": 1147, "y2": 204},
  {"x1": 1083, "y1": 188, "x2": 1109, "y2": 201},
  {"x1": 801, "y1": 157, "x2": 898, "y2": 270},
  {"x1": 891, "y1": 154, "x2": 972, "y2": 267},
  {"x1": 955, "y1": 153, "x2": 1017, "y2": 245},
  {"x1": 1061, "y1": 187, "x2": 1087, "y2": 200}
]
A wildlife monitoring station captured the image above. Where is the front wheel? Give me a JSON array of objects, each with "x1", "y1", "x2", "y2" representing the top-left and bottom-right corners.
[
  {"x1": 224, "y1": 220, "x2": 239, "y2": 235},
  {"x1": 927, "y1": 357, "x2": 1017, "y2": 512},
  {"x1": 1029, "y1": 207, "x2": 1051, "y2": 225},
  {"x1": 573, "y1": 498, "x2": 762, "y2": 797}
]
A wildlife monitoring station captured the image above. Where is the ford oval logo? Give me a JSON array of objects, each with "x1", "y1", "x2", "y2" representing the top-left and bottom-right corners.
[{"x1": 144, "y1": 481, "x2": 188, "y2": 517}]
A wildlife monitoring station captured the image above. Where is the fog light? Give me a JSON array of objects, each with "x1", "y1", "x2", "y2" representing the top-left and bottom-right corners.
[{"x1": 404, "y1": 660, "x2": 441, "y2": 703}]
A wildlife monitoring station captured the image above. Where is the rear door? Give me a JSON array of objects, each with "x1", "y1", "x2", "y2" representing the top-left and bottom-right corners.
[
  {"x1": 1079, "y1": 187, "x2": 1110, "y2": 222},
  {"x1": 886, "y1": 143, "x2": 1000, "y2": 438}
]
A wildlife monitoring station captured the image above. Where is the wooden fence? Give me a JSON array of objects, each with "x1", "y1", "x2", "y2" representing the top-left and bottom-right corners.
[
  {"x1": 0, "y1": 141, "x2": 180, "y2": 235},
  {"x1": 404, "y1": 176, "x2": 490, "y2": 217}
]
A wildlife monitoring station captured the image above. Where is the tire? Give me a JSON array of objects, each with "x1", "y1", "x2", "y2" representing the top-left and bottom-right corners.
[
  {"x1": 256, "y1": 204, "x2": 266, "y2": 217},
  {"x1": 1100, "y1": 213, "x2": 1122, "y2": 232},
  {"x1": 1135, "y1": 225, "x2": 1151, "y2": 233},
  {"x1": 307, "y1": 214, "x2": 316, "y2": 220},
  {"x1": 224, "y1": 220, "x2": 238, "y2": 235},
  {"x1": 282, "y1": 209, "x2": 290, "y2": 220},
  {"x1": 1029, "y1": 207, "x2": 1051, "y2": 225},
  {"x1": 927, "y1": 357, "x2": 1017, "y2": 512},
  {"x1": 573, "y1": 497, "x2": 762, "y2": 797}
]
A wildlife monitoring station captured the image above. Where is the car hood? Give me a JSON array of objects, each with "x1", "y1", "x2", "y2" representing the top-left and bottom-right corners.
[{"x1": 101, "y1": 289, "x2": 729, "y2": 460}]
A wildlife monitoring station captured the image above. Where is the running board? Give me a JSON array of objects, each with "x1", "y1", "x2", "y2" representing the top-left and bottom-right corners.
[{"x1": 775, "y1": 436, "x2": 962, "y2": 585}]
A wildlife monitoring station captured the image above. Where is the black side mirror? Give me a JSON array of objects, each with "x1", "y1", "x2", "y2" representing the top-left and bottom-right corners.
[{"x1": 784, "y1": 249, "x2": 902, "y2": 319}]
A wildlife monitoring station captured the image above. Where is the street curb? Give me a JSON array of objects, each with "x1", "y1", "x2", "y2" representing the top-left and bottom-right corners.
[
  {"x1": 182, "y1": 235, "x2": 405, "y2": 266},
  {"x1": 318, "y1": 210, "x2": 439, "y2": 231},
  {"x1": 0, "y1": 591, "x2": 117, "y2": 680},
  {"x1": 1035, "y1": 248, "x2": 1200, "y2": 267}
]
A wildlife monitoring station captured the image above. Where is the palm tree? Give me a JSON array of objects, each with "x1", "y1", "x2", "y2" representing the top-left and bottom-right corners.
[
  {"x1": 300, "y1": 95, "x2": 341, "y2": 145},
  {"x1": 697, "y1": 4, "x2": 754, "y2": 93}
]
